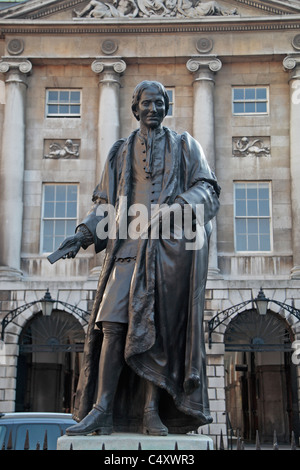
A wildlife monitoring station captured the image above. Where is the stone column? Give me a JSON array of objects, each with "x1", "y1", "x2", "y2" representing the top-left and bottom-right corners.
[
  {"x1": 283, "y1": 55, "x2": 300, "y2": 279},
  {"x1": 91, "y1": 58, "x2": 126, "y2": 179},
  {"x1": 0, "y1": 58, "x2": 32, "y2": 278},
  {"x1": 186, "y1": 56, "x2": 222, "y2": 279},
  {"x1": 90, "y1": 58, "x2": 126, "y2": 278}
]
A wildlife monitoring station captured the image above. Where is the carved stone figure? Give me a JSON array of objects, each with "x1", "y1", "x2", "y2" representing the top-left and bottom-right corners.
[
  {"x1": 73, "y1": 0, "x2": 238, "y2": 18},
  {"x1": 177, "y1": 0, "x2": 237, "y2": 17},
  {"x1": 52, "y1": 81, "x2": 220, "y2": 436},
  {"x1": 233, "y1": 137, "x2": 270, "y2": 157},
  {"x1": 44, "y1": 139, "x2": 80, "y2": 159},
  {"x1": 74, "y1": 0, "x2": 138, "y2": 18}
]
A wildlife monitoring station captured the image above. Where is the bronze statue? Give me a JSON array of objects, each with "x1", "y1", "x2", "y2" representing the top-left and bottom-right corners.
[{"x1": 53, "y1": 81, "x2": 220, "y2": 436}]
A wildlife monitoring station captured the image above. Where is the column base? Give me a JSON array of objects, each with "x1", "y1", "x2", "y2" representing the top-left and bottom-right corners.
[
  {"x1": 0, "y1": 266, "x2": 23, "y2": 280},
  {"x1": 89, "y1": 266, "x2": 102, "y2": 279},
  {"x1": 57, "y1": 432, "x2": 213, "y2": 451},
  {"x1": 291, "y1": 266, "x2": 300, "y2": 279},
  {"x1": 208, "y1": 266, "x2": 223, "y2": 280}
]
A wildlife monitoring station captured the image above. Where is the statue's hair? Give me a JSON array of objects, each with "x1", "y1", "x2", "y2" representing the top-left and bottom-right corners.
[{"x1": 131, "y1": 81, "x2": 169, "y2": 120}]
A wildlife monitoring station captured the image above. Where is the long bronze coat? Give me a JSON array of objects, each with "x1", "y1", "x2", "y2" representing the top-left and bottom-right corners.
[{"x1": 73, "y1": 127, "x2": 220, "y2": 433}]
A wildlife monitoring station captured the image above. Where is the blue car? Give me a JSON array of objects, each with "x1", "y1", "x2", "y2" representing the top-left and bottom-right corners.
[{"x1": 0, "y1": 412, "x2": 76, "y2": 450}]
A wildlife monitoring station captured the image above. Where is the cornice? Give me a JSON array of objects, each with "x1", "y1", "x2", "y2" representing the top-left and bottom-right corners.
[{"x1": 1, "y1": 14, "x2": 300, "y2": 37}]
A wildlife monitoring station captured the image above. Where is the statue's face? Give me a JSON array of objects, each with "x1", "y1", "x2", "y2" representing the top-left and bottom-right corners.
[{"x1": 135, "y1": 85, "x2": 166, "y2": 130}]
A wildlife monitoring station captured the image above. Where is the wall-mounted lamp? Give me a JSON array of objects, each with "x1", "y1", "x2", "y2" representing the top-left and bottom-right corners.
[{"x1": 255, "y1": 288, "x2": 269, "y2": 316}]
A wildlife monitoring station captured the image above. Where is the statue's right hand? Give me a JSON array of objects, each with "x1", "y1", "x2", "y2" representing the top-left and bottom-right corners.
[{"x1": 59, "y1": 233, "x2": 83, "y2": 258}]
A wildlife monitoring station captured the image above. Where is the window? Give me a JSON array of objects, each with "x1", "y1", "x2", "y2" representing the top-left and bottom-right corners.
[
  {"x1": 232, "y1": 87, "x2": 268, "y2": 115},
  {"x1": 166, "y1": 88, "x2": 174, "y2": 117},
  {"x1": 46, "y1": 89, "x2": 81, "y2": 117},
  {"x1": 234, "y1": 182, "x2": 272, "y2": 252},
  {"x1": 41, "y1": 184, "x2": 78, "y2": 253}
]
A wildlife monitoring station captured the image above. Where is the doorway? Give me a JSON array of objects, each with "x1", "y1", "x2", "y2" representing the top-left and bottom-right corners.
[
  {"x1": 224, "y1": 309, "x2": 299, "y2": 443},
  {"x1": 15, "y1": 310, "x2": 85, "y2": 413}
]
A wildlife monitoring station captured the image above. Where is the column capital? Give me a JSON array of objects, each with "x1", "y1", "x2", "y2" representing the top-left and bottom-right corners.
[
  {"x1": 283, "y1": 54, "x2": 300, "y2": 71},
  {"x1": 91, "y1": 57, "x2": 126, "y2": 85},
  {"x1": 186, "y1": 55, "x2": 222, "y2": 75},
  {"x1": 283, "y1": 55, "x2": 300, "y2": 81},
  {"x1": 0, "y1": 57, "x2": 32, "y2": 75}
]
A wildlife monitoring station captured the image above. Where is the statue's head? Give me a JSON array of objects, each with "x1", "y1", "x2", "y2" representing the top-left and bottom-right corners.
[{"x1": 131, "y1": 81, "x2": 169, "y2": 128}]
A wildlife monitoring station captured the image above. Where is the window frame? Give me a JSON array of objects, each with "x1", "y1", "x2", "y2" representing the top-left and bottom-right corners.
[
  {"x1": 165, "y1": 87, "x2": 175, "y2": 117},
  {"x1": 232, "y1": 86, "x2": 269, "y2": 116},
  {"x1": 40, "y1": 183, "x2": 79, "y2": 254},
  {"x1": 234, "y1": 181, "x2": 273, "y2": 253},
  {"x1": 45, "y1": 89, "x2": 81, "y2": 118}
]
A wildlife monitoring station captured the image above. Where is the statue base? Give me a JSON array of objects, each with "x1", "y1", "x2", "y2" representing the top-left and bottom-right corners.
[{"x1": 57, "y1": 432, "x2": 213, "y2": 451}]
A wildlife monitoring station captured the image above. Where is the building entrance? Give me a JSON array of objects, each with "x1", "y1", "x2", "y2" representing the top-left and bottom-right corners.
[
  {"x1": 224, "y1": 309, "x2": 299, "y2": 444},
  {"x1": 15, "y1": 310, "x2": 85, "y2": 413}
]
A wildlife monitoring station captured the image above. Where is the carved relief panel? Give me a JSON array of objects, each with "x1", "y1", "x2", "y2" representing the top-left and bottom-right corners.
[{"x1": 44, "y1": 139, "x2": 80, "y2": 159}]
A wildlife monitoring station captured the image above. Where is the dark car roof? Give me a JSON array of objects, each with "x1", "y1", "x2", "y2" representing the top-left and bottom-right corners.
[{"x1": 0, "y1": 412, "x2": 74, "y2": 421}]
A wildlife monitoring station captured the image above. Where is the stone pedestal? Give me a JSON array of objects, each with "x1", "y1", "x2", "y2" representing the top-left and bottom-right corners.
[{"x1": 57, "y1": 432, "x2": 213, "y2": 451}]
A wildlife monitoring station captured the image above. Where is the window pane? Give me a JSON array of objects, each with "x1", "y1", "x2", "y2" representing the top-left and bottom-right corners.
[
  {"x1": 56, "y1": 186, "x2": 66, "y2": 201},
  {"x1": 55, "y1": 220, "x2": 65, "y2": 236},
  {"x1": 248, "y1": 234, "x2": 259, "y2": 251},
  {"x1": 236, "y1": 218, "x2": 246, "y2": 234},
  {"x1": 248, "y1": 219, "x2": 258, "y2": 234},
  {"x1": 43, "y1": 236, "x2": 53, "y2": 253},
  {"x1": 71, "y1": 91, "x2": 81, "y2": 103},
  {"x1": 233, "y1": 89, "x2": 244, "y2": 100},
  {"x1": 44, "y1": 185, "x2": 55, "y2": 201},
  {"x1": 256, "y1": 88, "x2": 267, "y2": 100},
  {"x1": 67, "y1": 202, "x2": 77, "y2": 218},
  {"x1": 59, "y1": 105, "x2": 69, "y2": 114},
  {"x1": 48, "y1": 91, "x2": 58, "y2": 102},
  {"x1": 259, "y1": 186, "x2": 269, "y2": 199},
  {"x1": 245, "y1": 102, "x2": 255, "y2": 113},
  {"x1": 67, "y1": 220, "x2": 76, "y2": 235},
  {"x1": 247, "y1": 200, "x2": 258, "y2": 216},
  {"x1": 48, "y1": 105, "x2": 58, "y2": 114},
  {"x1": 235, "y1": 185, "x2": 246, "y2": 199},
  {"x1": 259, "y1": 218, "x2": 270, "y2": 234},
  {"x1": 44, "y1": 220, "x2": 53, "y2": 237},
  {"x1": 259, "y1": 199, "x2": 270, "y2": 216},
  {"x1": 67, "y1": 185, "x2": 78, "y2": 201},
  {"x1": 245, "y1": 88, "x2": 255, "y2": 100},
  {"x1": 236, "y1": 200, "x2": 246, "y2": 216},
  {"x1": 260, "y1": 234, "x2": 271, "y2": 251},
  {"x1": 70, "y1": 105, "x2": 80, "y2": 114},
  {"x1": 256, "y1": 102, "x2": 267, "y2": 113},
  {"x1": 44, "y1": 202, "x2": 54, "y2": 218},
  {"x1": 55, "y1": 201, "x2": 66, "y2": 218},
  {"x1": 233, "y1": 102, "x2": 244, "y2": 114},
  {"x1": 236, "y1": 234, "x2": 247, "y2": 251},
  {"x1": 59, "y1": 91, "x2": 70, "y2": 103},
  {"x1": 247, "y1": 185, "x2": 258, "y2": 199}
]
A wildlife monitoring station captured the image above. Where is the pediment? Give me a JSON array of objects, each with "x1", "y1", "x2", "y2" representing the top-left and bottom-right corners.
[{"x1": 0, "y1": 0, "x2": 300, "y2": 20}]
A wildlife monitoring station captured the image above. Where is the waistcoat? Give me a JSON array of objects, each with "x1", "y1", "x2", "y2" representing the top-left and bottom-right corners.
[{"x1": 116, "y1": 127, "x2": 165, "y2": 259}]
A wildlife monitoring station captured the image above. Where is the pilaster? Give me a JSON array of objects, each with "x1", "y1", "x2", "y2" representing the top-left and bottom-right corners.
[
  {"x1": 91, "y1": 58, "x2": 126, "y2": 179},
  {"x1": 0, "y1": 58, "x2": 32, "y2": 278},
  {"x1": 283, "y1": 55, "x2": 300, "y2": 279},
  {"x1": 187, "y1": 56, "x2": 222, "y2": 279}
]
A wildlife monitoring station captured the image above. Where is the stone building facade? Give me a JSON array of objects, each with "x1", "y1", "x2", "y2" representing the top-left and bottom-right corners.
[{"x1": 0, "y1": 0, "x2": 300, "y2": 446}]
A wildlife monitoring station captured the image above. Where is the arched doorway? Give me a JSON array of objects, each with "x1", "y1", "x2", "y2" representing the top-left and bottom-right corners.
[
  {"x1": 15, "y1": 310, "x2": 85, "y2": 413},
  {"x1": 224, "y1": 309, "x2": 299, "y2": 444}
]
